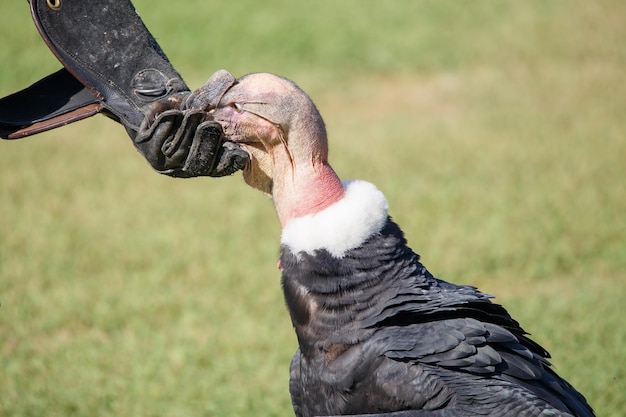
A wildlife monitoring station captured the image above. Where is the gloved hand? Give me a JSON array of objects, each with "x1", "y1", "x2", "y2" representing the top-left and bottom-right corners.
[
  {"x1": 133, "y1": 93, "x2": 248, "y2": 178},
  {"x1": 5, "y1": 0, "x2": 249, "y2": 178}
]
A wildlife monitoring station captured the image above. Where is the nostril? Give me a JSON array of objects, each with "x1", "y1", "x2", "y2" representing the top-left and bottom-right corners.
[{"x1": 231, "y1": 102, "x2": 244, "y2": 113}]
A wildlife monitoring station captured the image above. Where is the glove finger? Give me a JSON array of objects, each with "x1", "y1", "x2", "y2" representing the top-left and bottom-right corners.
[
  {"x1": 210, "y1": 141, "x2": 250, "y2": 177},
  {"x1": 180, "y1": 120, "x2": 224, "y2": 176},
  {"x1": 135, "y1": 109, "x2": 182, "y2": 144},
  {"x1": 184, "y1": 70, "x2": 237, "y2": 111},
  {"x1": 133, "y1": 110, "x2": 185, "y2": 169},
  {"x1": 161, "y1": 109, "x2": 205, "y2": 159}
]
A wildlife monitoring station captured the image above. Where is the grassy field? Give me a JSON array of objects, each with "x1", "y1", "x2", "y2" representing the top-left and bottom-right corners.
[{"x1": 1, "y1": 1, "x2": 625, "y2": 416}]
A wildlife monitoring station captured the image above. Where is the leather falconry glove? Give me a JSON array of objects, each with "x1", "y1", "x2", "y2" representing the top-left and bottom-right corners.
[{"x1": 0, "y1": 0, "x2": 248, "y2": 178}]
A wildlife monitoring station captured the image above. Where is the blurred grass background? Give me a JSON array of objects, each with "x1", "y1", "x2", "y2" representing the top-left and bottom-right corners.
[{"x1": 1, "y1": 1, "x2": 625, "y2": 416}]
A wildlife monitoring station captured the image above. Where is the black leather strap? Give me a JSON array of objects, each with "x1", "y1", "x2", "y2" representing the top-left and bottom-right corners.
[{"x1": 0, "y1": 69, "x2": 100, "y2": 139}]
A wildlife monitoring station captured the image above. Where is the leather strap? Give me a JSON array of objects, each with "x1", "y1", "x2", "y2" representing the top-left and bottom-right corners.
[{"x1": 0, "y1": 68, "x2": 100, "y2": 139}]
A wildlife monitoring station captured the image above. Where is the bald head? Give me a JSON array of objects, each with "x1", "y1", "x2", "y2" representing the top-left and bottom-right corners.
[{"x1": 209, "y1": 72, "x2": 329, "y2": 194}]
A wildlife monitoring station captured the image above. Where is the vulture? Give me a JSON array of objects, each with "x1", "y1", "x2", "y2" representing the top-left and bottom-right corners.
[{"x1": 206, "y1": 72, "x2": 595, "y2": 417}]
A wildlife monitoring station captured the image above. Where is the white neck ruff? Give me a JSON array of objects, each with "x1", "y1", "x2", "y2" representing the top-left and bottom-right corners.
[{"x1": 280, "y1": 180, "x2": 389, "y2": 258}]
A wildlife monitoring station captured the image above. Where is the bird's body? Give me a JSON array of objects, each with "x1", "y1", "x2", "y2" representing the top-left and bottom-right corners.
[
  {"x1": 204, "y1": 71, "x2": 595, "y2": 417},
  {"x1": 279, "y1": 181, "x2": 592, "y2": 417}
]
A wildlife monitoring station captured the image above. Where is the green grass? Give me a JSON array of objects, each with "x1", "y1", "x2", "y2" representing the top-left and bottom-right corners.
[{"x1": 1, "y1": 1, "x2": 625, "y2": 416}]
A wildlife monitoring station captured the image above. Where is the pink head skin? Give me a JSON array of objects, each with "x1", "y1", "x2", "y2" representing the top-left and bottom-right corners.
[{"x1": 209, "y1": 73, "x2": 345, "y2": 227}]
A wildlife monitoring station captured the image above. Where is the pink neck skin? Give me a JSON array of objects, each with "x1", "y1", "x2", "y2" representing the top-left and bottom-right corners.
[{"x1": 272, "y1": 161, "x2": 345, "y2": 228}]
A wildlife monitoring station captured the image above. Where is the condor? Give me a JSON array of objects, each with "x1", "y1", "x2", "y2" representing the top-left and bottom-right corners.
[{"x1": 196, "y1": 71, "x2": 594, "y2": 417}]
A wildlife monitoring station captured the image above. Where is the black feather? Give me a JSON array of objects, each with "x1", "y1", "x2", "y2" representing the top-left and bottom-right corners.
[{"x1": 281, "y1": 217, "x2": 594, "y2": 417}]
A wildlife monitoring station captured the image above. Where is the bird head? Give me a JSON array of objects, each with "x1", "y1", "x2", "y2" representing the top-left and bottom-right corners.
[{"x1": 207, "y1": 72, "x2": 329, "y2": 195}]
